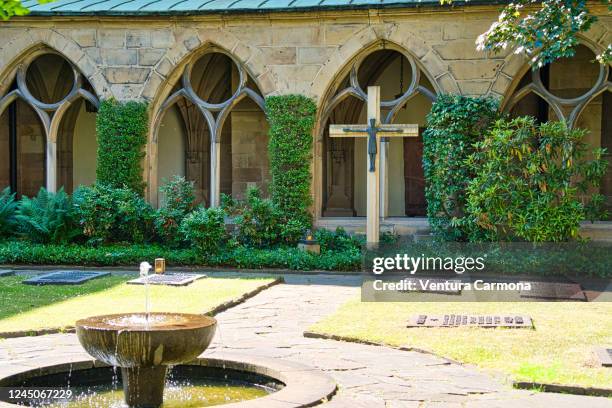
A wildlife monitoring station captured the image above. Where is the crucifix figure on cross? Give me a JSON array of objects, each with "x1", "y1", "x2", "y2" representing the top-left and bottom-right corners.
[{"x1": 329, "y1": 86, "x2": 419, "y2": 245}]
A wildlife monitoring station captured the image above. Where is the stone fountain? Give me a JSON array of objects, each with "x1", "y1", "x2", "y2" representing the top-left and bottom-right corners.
[
  {"x1": 76, "y1": 312, "x2": 216, "y2": 408},
  {"x1": 75, "y1": 262, "x2": 217, "y2": 408}
]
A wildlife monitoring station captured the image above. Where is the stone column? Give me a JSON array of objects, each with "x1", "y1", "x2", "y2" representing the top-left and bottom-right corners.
[
  {"x1": 210, "y1": 140, "x2": 220, "y2": 207},
  {"x1": 379, "y1": 138, "x2": 389, "y2": 218},
  {"x1": 46, "y1": 139, "x2": 57, "y2": 193}
]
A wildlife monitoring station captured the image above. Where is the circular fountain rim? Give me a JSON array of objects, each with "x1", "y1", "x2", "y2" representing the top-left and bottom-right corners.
[
  {"x1": 0, "y1": 352, "x2": 338, "y2": 408},
  {"x1": 75, "y1": 312, "x2": 217, "y2": 331}
]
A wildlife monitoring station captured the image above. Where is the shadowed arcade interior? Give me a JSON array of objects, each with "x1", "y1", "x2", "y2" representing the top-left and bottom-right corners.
[
  {"x1": 507, "y1": 44, "x2": 612, "y2": 211},
  {"x1": 0, "y1": 52, "x2": 98, "y2": 197},
  {"x1": 322, "y1": 49, "x2": 435, "y2": 218},
  {"x1": 156, "y1": 52, "x2": 269, "y2": 207}
]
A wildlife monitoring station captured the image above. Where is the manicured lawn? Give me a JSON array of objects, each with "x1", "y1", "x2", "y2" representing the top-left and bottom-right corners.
[
  {"x1": 308, "y1": 299, "x2": 612, "y2": 389},
  {"x1": 0, "y1": 274, "x2": 274, "y2": 334}
]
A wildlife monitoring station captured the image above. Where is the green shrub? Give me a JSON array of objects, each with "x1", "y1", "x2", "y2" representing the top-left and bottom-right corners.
[
  {"x1": 0, "y1": 241, "x2": 202, "y2": 266},
  {"x1": 15, "y1": 187, "x2": 81, "y2": 244},
  {"x1": 0, "y1": 187, "x2": 17, "y2": 237},
  {"x1": 179, "y1": 207, "x2": 227, "y2": 254},
  {"x1": 0, "y1": 240, "x2": 361, "y2": 271},
  {"x1": 96, "y1": 99, "x2": 149, "y2": 194},
  {"x1": 156, "y1": 176, "x2": 196, "y2": 247},
  {"x1": 222, "y1": 187, "x2": 303, "y2": 248},
  {"x1": 314, "y1": 227, "x2": 363, "y2": 253},
  {"x1": 466, "y1": 117, "x2": 608, "y2": 242},
  {"x1": 209, "y1": 245, "x2": 361, "y2": 271},
  {"x1": 73, "y1": 184, "x2": 155, "y2": 245},
  {"x1": 422, "y1": 95, "x2": 500, "y2": 241},
  {"x1": 266, "y1": 95, "x2": 316, "y2": 229}
]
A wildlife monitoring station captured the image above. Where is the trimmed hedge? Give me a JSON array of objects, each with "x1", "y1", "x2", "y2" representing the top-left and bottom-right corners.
[
  {"x1": 266, "y1": 95, "x2": 316, "y2": 227},
  {"x1": 0, "y1": 241, "x2": 361, "y2": 271},
  {"x1": 96, "y1": 99, "x2": 149, "y2": 194},
  {"x1": 423, "y1": 95, "x2": 499, "y2": 241}
]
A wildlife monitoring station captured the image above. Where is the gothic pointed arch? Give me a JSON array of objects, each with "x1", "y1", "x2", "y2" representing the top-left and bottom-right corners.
[
  {"x1": 0, "y1": 48, "x2": 99, "y2": 196},
  {"x1": 149, "y1": 45, "x2": 268, "y2": 207},
  {"x1": 503, "y1": 42, "x2": 612, "y2": 211},
  {"x1": 315, "y1": 41, "x2": 438, "y2": 218}
]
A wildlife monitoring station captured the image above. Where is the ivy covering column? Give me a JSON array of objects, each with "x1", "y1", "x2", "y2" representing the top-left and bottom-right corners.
[
  {"x1": 266, "y1": 95, "x2": 316, "y2": 227},
  {"x1": 96, "y1": 99, "x2": 149, "y2": 195}
]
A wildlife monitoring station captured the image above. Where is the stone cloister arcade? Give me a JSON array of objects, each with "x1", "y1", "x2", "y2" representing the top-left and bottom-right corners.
[
  {"x1": 0, "y1": 48, "x2": 99, "y2": 197},
  {"x1": 0, "y1": 32, "x2": 610, "y2": 223}
]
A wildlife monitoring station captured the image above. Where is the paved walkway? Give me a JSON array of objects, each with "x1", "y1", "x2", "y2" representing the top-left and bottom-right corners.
[{"x1": 1, "y1": 274, "x2": 610, "y2": 407}]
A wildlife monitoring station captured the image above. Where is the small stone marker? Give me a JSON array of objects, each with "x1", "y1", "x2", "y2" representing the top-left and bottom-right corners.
[
  {"x1": 23, "y1": 271, "x2": 110, "y2": 285},
  {"x1": 127, "y1": 273, "x2": 206, "y2": 286},
  {"x1": 407, "y1": 314, "x2": 533, "y2": 328},
  {"x1": 519, "y1": 281, "x2": 586, "y2": 301},
  {"x1": 593, "y1": 347, "x2": 612, "y2": 367},
  {"x1": 0, "y1": 270, "x2": 14, "y2": 277}
]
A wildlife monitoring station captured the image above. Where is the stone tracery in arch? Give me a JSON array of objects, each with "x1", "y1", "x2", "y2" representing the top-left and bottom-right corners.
[
  {"x1": 504, "y1": 43, "x2": 612, "y2": 212},
  {"x1": 503, "y1": 43, "x2": 611, "y2": 128},
  {"x1": 0, "y1": 48, "x2": 99, "y2": 196},
  {"x1": 150, "y1": 46, "x2": 267, "y2": 207},
  {"x1": 317, "y1": 43, "x2": 438, "y2": 218}
]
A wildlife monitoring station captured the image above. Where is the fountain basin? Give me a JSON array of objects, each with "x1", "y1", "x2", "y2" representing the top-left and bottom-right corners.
[
  {"x1": 76, "y1": 313, "x2": 217, "y2": 367},
  {"x1": 76, "y1": 313, "x2": 216, "y2": 407},
  {"x1": 0, "y1": 354, "x2": 338, "y2": 408}
]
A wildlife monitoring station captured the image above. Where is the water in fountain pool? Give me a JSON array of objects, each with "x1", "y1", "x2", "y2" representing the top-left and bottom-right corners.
[{"x1": 44, "y1": 377, "x2": 272, "y2": 408}]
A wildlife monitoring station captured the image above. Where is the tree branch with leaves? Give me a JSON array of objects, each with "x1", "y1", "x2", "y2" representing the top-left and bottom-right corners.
[
  {"x1": 475, "y1": 0, "x2": 611, "y2": 67},
  {"x1": 0, "y1": 0, "x2": 53, "y2": 20}
]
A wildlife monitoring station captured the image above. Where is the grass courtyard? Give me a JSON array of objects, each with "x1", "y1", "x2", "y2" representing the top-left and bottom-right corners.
[
  {"x1": 0, "y1": 273, "x2": 275, "y2": 334},
  {"x1": 308, "y1": 299, "x2": 612, "y2": 389}
]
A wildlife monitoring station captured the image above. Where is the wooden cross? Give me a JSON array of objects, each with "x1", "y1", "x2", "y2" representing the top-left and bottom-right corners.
[{"x1": 329, "y1": 86, "x2": 419, "y2": 245}]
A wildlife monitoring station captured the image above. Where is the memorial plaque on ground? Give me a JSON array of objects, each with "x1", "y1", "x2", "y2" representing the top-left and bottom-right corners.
[
  {"x1": 519, "y1": 281, "x2": 586, "y2": 301},
  {"x1": 127, "y1": 273, "x2": 206, "y2": 286},
  {"x1": 593, "y1": 347, "x2": 612, "y2": 367},
  {"x1": 407, "y1": 314, "x2": 533, "y2": 328},
  {"x1": 0, "y1": 270, "x2": 14, "y2": 277},
  {"x1": 23, "y1": 271, "x2": 110, "y2": 285}
]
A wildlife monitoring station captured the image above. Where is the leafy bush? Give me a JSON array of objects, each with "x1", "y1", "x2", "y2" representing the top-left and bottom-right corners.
[
  {"x1": 314, "y1": 227, "x2": 363, "y2": 253},
  {"x1": 179, "y1": 207, "x2": 227, "y2": 254},
  {"x1": 266, "y1": 95, "x2": 316, "y2": 229},
  {"x1": 0, "y1": 241, "x2": 203, "y2": 266},
  {"x1": 422, "y1": 95, "x2": 499, "y2": 241},
  {"x1": 15, "y1": 187, "x2": 80, "y2": 244},
  {"x1": 222, "y1": 187, "x2": 303, "y2": 248},
  {"x1": 0, "y1": 240, "x2": 362, "y2": 271},
  {"x1": 466, "y1": 117, "x2": 608, "y2": 242},
  {"x1": 96, "y1": 99, "x2": 149, "y2": 195},
  {"x1": 155, "y1": 176, "x2": 196, "y2": 247},
  {"x1": 73, "y1": 184, "x2": 155, "y2": 245},
  {"x1": 0, "y1": 187, "x2": 17, "y2": 237}
]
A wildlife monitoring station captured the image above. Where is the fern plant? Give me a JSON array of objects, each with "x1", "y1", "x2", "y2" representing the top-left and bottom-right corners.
[
  {"x1": 0, "y1": 187, "x2": 18, "y2": 237},
  {"x1": 16, "y1": 187, "x2": 81, "y2": 244}
]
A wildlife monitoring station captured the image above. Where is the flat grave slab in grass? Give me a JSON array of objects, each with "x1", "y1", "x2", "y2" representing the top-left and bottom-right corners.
[
  {"x1": 0, "y1": 270, "x2": 14, "y2": 277},
  {"x1": 519, "y1": 281, "x2": 586, "y2": 301},
  {"x1": 407, "y1": 314, "x2": 533, "y2": 329},
  {"x1": 23, "y1": 271, "x2": 110, "y2": 285},
  {"x1": 593, "y1": 347, "x2": 612, "y2": 367},
  {"x1": 127, "y1": 273, "x2": 207, "y2": 286}
]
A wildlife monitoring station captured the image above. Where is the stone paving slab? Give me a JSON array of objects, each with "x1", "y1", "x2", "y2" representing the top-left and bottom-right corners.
[{"x1": 0, "y1": 273, "x2": 610, "y2": 407}]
